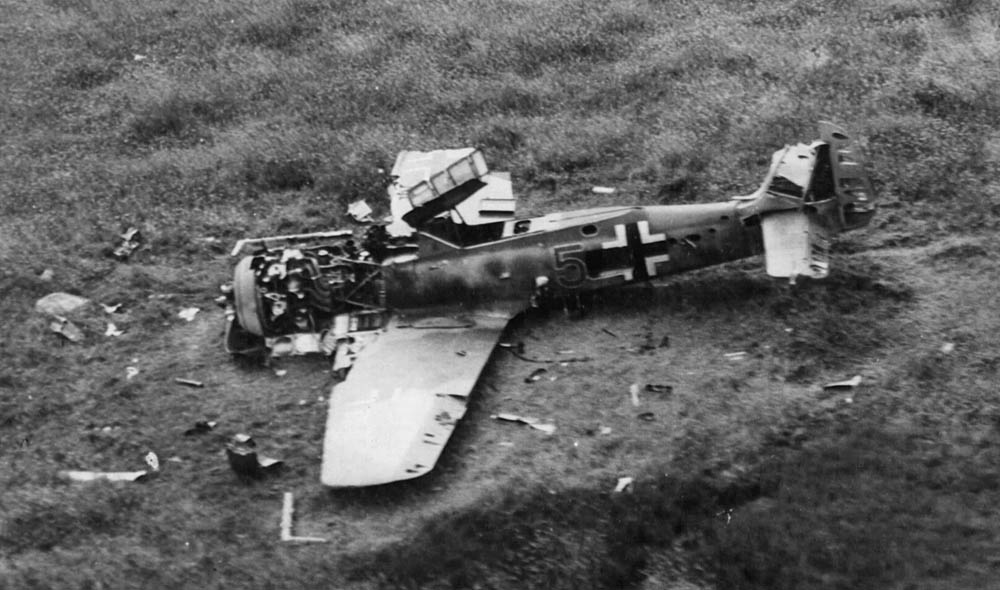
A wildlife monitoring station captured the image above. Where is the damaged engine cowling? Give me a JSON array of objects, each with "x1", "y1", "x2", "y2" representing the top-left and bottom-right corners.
[{"x1": 229, "y1": 235, "x2": 386, "y2": 350}]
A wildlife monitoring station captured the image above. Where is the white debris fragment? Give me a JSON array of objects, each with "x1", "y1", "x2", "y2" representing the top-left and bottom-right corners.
[
  {"x1": 280, "y1": 492, "x2": 328, "y2": 543},
  {"x1": 133, "y1": 54, "x2": 147, "y2": 62},
  {"x1": 50, "y1": 317, "x2": 85, "y2": 343},
  {"x1": 491, "y1": 413, "x2": 556, "y2": 435},
  {"x1": 592, "y1": 186, "x2": 616, "y2": 194},
  {"x1": 36, "y1": 292, "x2": 91, "y2": 316},
  {"x1": 629, "y1": 383, "x2": 641, "y2": 407},
  {"x1": 125, "y1": 366, "x2": 139, "y2": 380},
  {"x1": 59, "y1": 451, "x2": 160, "y2": 483},
  {"x1": 347, "y1": 200, "x2": 374, "y2": 222},
  {"x1": 613, "y1": 477, "x2": 634, "y2": 493},
  {"x1": 39, "y1": 269, "x2": 54, "y2": 282},
  {"x1": 823, "y1": 375, "x2": 862, "y2": 390},
  {"x1": 724, "y1": 351, "x2": 747, "y2": 361},
  {"x1": 178, "y1": 307, "x2": 200, "y2": 322},
  {"x1": 105, "y1": 323, "x2": 124, "y2": 337},
  {"x1": 102, "y1": 303, "x2": 122, "y2": 314},
  {"x1": 599, "y1": 426, "x2": 613, "y2": 435},
  {"x1": 940, "y1": 342, "x2": 955, "y2": 354},
  {"x1": 274, "y1": 369, "x2": 288, "y2": 377}
]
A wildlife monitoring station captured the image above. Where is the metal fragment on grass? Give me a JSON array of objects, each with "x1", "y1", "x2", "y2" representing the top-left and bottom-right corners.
[
  {"x1": 35, "y1": 292, "x2": 91, "y2": 316},
  {"x1": 280, "y1": 492, "x2": 328, "y2": 543},
  {"x1": 60, "y1": 451, "x2": 160, "y2": 483},
  {"x1": 645, "y1": 384, "x2": 673, "y2": 395},
  {"x1": 491, "y1": 413, "x2": 556, "y2": 435},
  {"x1": 525, "y1": 368, "x2": 547, "y2": 383},
  {"x1": 347, "y1": 200, "x2": 374, "y2": 223},
  {"x1": 105, "y1": 322, "x2": 123, "y2": 337},
  {"x1": 724, "y1": 351, "x2": 747, "y2": 361},
  {"x1": 112, "y1": 227, "x2": 143, "y2": 260},
  {"x1": 50, "y1": 317, "x2": 84, "y2": 343},
  {"x1": 823, "y1": 375, "x2": 862, "y2": 390},
  {"x1": 178, "y1": 307, "x2": 200, "y2": 322},
  {"x1": 629, "y1": 383, "x2": 641, "y2": 407},
  {"x1": 613, "y1": 477, "x2": 634, "y2": 493},
  {"x1": 174, "y1": 378, "x2": 204, "y2": 388}
]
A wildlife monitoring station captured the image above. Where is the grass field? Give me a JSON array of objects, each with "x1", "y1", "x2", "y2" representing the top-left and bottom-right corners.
[{"x1": 3, "y1": 0, "x2": 1000, "y2": 588}]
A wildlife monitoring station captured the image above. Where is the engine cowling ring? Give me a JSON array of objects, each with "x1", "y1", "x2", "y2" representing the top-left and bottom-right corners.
[{"x1": 233, "y1": 256, "x2": 267, "y2": 337}]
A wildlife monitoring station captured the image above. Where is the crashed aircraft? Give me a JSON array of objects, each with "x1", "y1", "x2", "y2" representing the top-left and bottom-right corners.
[{"x1": 220, "y1": 122, "x2": 875, "y2": 488}]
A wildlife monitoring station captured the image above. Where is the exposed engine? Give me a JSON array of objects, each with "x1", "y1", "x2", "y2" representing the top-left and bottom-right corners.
[{"x1": 222, "y1": 230, "x2": 389, "y2": 357}]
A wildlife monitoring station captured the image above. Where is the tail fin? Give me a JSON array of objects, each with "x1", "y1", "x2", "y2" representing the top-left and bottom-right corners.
[{"x1": 738, "y1": 122, "x2": 876, "y2": 280}]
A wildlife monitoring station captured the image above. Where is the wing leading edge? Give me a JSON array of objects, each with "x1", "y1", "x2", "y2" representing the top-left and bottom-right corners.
[{"x1": 320, "y1": 310, "x2": 515, "y2": 488}]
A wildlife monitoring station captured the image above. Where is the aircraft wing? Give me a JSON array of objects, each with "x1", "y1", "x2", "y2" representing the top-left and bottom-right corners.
[{"x1": 320, "y1": 309, "x2": 515, "y2": 487}]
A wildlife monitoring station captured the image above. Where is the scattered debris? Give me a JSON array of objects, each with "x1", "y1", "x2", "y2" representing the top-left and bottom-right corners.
[
  {"x1": 174, "y1": 378, "x2": 204, "y2": 388},
  {"x1": 637, "y1": 412, "x2": 655, "y2": 422},
  {"x1": 498, "y1": 441, "x2": 515, "y2": 447},
  {"x1": 645, "y1": 384, "x2": 673, "y2": 396},
  {"x1": 602, "y1": 328, "x2": 618, "y2": 338},
  {"x1": 629, "y1": 383, "x2": 641, "y2": 407},
  {"x1": 105, "y1": 322, "x2": 123, "y2": 337},
  {"x1": 39, "y1": 268, "x2": 54, "y2": 282},
  {"x1": 178, "y1": 307, "x2": 200, "y2": 322},
  {"x1": 112, "y1": 227, "x2": 143, "y2": 260},
  {"x1": 274, "y1": 368, "x2": 288, "y2": 377},
  {"x1": 133, "y1": 54, "x2": 147, "y2": 62},
  {"x1": 226, "y1": 435, "x2": 283, "y2": 479},
  {"x1": 823, "y1": 375, "x2": 862, "y2": 390},
  {"x1": 125, "y1": 366, "x2": 139, "y2": 380},
  {"x1": 50, "y1": 317, "x2": 84, "y2": 343},
  {"x1": 715, "y1": 508, "x2": 733, "y2": 524},
  {"x1": 183, "y1": 421, "x2": 217, "y2": 435},
  {"x1": 724, "y1": 351, "x2": 747, "y2": 361},
  {"x1": 492, "y1": 413, "x2": 556, "y2": 435},
  {"x1": 102, "y1": 303, "x2": 123, "y2": 314},
  {"x1": 525, "y1": 368, "x2": 548, "y2": 383},
  {"x1": 347, "y1": 200, "x2": 374, "y2": 223},
  {"x1": 455, "y1": 350, "x2": 467, "y2": 357},
  {"x1": 232, "y1": 433, "x2": 255, "y2": 446},
  {"x1": 613, "y1": 477, "x2": 634, "y2": 493},
  {"x1": 280, "y1": 492, "x2": 328, "y2": 543},
  {"x1": 599, "y1": 426, "x2": 613, "y2": 435},
  {"x1": 592, "y1": 186, "x2": 616, "y2": 194},
  {"x1": 35, "y1": 292, "x2": 91, "y2": 316},
  {"x1": 506, "y1": 344, "x2": 590, "y2": 363},
  {"x1": 60, "y1": 452, "x2": 159, "y2": 483},
  {"x1": 940, "y1": 342, "x2": 955, "y2": 354}
]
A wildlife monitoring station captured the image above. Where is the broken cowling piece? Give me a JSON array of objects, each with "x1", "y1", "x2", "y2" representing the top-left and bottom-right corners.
[{"x1": 225, "y1": 434, "x2": 283, "y2": 480}]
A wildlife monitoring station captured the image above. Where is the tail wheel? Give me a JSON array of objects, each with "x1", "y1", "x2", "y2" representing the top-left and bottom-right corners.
[{"x1": 233, "y1": 256, "x2": 266, "y2": 337}]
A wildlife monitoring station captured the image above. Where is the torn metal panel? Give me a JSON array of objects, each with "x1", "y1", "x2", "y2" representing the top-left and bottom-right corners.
[{"x1": 226, "y1": 445, "x2": 283, "y2": 479}]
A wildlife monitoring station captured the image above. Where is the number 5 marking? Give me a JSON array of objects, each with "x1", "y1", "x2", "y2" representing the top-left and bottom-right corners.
[{"x1": 553, "y1": 244, "x2": 586, "y2": 288}]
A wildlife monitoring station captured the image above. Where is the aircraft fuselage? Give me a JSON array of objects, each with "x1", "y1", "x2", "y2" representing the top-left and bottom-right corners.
[{"x1": 383, "y1": 202, "x2": 764, "y2": 310}]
